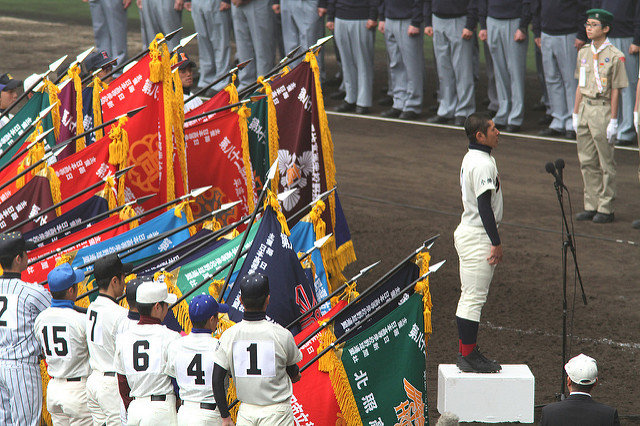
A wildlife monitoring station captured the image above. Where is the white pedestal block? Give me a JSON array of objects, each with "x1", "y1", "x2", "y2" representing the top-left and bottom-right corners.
[{"x1": 437, "y1": 364, "x2": 534, "y2": 423}]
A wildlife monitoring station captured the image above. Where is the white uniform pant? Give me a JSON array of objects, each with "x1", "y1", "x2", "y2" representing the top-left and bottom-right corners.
[
  {"x1": 0, "y1": 360, "x2": 42, "y2": 426},
  {"x1": 47, "y1": 377, "x2": 93, "y2": 426},
  {"x1": 454, "y1": 223, "x2": 496, "y2": 322},
  {"x1": 127, "y1": 395, "x2": 177, "y2": 426},
  {"x1": 86, "y1": 371, "x2": 121, "y2": 426},
  {"x1": 178, "y1": 400, "x2": 222, "y2": 425},
  {"x1": 236, "y1": 400, "x2": 294, "y2": 425}
]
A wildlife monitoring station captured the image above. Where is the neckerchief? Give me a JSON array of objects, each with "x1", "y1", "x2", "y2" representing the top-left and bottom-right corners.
[{"x1": 591, "y1": 38, "x2": 612, "y2": 93}]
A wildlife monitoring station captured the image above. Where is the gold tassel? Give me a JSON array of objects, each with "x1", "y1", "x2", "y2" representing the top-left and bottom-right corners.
[
  {"x1": 225, "y1": 78, "x2": 239, "y2": 105},
  {"x1": 174, "y1": 201, "x2": 196, "y2": 235},
  {"x1": 120, "y1": 205, "x2": 138, "y2": 229},
  {"x1": 149, "y1": 35, "x2": 164, "y2": 83},
  {"x1": 158, "y1": 40, "x2": 176, "y2": 203},
  {"x1": 42, "y1": 79, "x2": 61, "y2": 141},
  {"x1": 258, "y1": 78, "x2": 280, "y2": 193},
  {"x1": 237, "y1": 105, "x2": 255, "y2": 212},
  {"x1": 108, "y1": 117, "x2": 130, "y2": 206},
  {"x1": 40, "y1": 359, "x2": 52, "y2": 426},
  {"x1": 75, "y1": 276, "x2": 92, "y2": 310},
  {"x1": 92, "y1": 76, "x2": 109, "y2": 141},
  {"x1": 413, "y1": 251, "x2": 433, "y2": 349},
  {"x1": 160, "y1": 268, "x2": 191, "y2": 333},
  {"x1": 104, "y1": 176, "x2": 118, "y2": 210},
  {"x1": 37, "y1": 166, "x2": 62, "y2": 216},
  {"x1": 203, "y1": 218, "x2": 221, "y2": 232},
  {"x1": 263, "y1": 189, "x2": 289, "y2": 235},
  {"x1": 171, "y1": 53, "x2": 189, "y2": 197},
  {"x1": 208, "y1": 279, "x2": 225, "y2": 300},
  {"x1": 318, "y1": 342, "x2": 362, "y2": 426},
  {"x1": 317, "y1": 322, "x2": 337, "y2": 372},
  {"x1": 215, "y1": 314, "x2": 235, "y2": 337},
  {"x1": 226, "y1": 377, "x2": 240, "y2": 422},
  {"x1": 70, "y1": 65, "x2": 86, "y2": 151}
]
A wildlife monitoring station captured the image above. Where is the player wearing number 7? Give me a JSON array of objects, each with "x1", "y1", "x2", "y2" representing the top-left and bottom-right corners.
[
  {"x1": 34, "y1": 263, "x2": 93, "y2": 425},
  {"x1": 114, "y1": 280, "x2": 181, "y2": 425},
  {"x1": 213, "y1": 273, "x2": 303, "y2": 426},
  {"x1": 167, "y1": 294, "x2": 229, "y2": 425}
]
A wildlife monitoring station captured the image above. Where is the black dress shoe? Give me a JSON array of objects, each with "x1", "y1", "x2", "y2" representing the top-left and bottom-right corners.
[
  {"x1": 488, "y1": 109, "x2": 497, "y2": 118},
  {"x1": 377, "y1": 96, "x2": 393, "y2": 106},
  {"x1": 453, "y1": 116, "x2": 466, "y2": 126},
  {"x1": 593, "y1": 212, "x2": 614, "y2": 223},
  {"x1": 399, "y1": 111, "x2": 419, "y2": 120},
  {"x1": 335, "y1": 101, "x2": 355, "y2": 112},
  {"x1": 381, "y1": 108, "x2": 402, "y2": 118},
  {"x1": 505, "y1": 124, "x2": 521, "y2": 132},
  {"x1": 632, "y1": 219, "x2": 640, "y2": 229},
  {"x1": 575, "y1": 210, "x2": 597, "y2": 221},
  {"x1": 355, "y1": 106, "x2": 370, "y2": 114},
  {"x1": 565, "y1": 130, "x2": 576, "y2": 140},
  {"x1": 615, "y1": 139, "x2": 635, "y2": 146},
  {"x1": 427, "y1": 115, "x2": 449, "y2": 124},
  {"x1": 330, "y1": 90, "x2": 346, "y2": 100},
  {"x1": 537, "y1": 114, "x2": 553, "y2": 125},
  {"x1": 539, "y1": 127, "x2": 564, "y2": 137},
  {"x1": 532, "y1": 101, "x2": 547, "y2": 111}
]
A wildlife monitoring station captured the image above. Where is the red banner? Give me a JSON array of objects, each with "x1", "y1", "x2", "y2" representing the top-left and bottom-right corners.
[
  {"x1": 0, "y1": 147, "x2": 30, "y2": 203},
  {"x1": 184, "y1": 89, "x2": 231, "y2": 129},
  {"x1": 0, "y1": 175, "x2": 55, "y2": 234}
]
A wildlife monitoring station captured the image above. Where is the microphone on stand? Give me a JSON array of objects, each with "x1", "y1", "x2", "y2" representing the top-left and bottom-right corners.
[
  {"x1": 555, "y1": 158, "x2": 565, "y2": 185},
  {"x1": 545, "y1": 162, "x2": 566, "y2": 189}
]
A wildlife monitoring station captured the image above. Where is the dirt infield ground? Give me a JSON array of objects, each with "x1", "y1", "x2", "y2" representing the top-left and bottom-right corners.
[{"x1": 3, "y1": 15, "x2": 640, "y2": 425}]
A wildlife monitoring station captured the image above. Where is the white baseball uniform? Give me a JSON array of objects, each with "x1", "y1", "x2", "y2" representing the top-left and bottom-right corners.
[
  {"x1": 34, "y1": 302, "x2": 93, "y2": 425},
  {"x1": 0, "y1": 273, "x2": 51, "y2": 426},
  {"x1": 115, "y1": 312, "x2": 140, "y2": 426},
  {"x1": 86, "y1": 294, "x2": 129, "y2": 425},
  {"x1": 167, "y1": 329, "x2": 222, "y2": 425},
  {"x1": 455, "y1": 146, "x2": 503, "y2": 322},
  {"x1": 213, "y1": 319, "x2": 302, "y2": 425},
  {"x1": 114, "y1": 321, "x2": 181, "y2": 426}
]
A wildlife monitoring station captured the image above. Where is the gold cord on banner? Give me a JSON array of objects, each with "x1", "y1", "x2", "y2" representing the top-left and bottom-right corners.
[
  {"x1": 91, "y1": 76, "x2": 109, "y2": 141},
  {"x1": 263, "y1": 189, "x2": 289, "y2": 235},
  {"x1": 107, "y1": 117, "x2": 130, "y2": 205},
  {"x1": 258, "y1": 77, "x2": 280, "y2": 193},
  {"x1": 237, "y1": 104, "x2": 255, "y2": 212},
  {"x1": 42, "y1": 79, "x2": 61, "y2": 141},
  {"x1": 414, "y1": 251, "x2": 433, "y2": 349}
]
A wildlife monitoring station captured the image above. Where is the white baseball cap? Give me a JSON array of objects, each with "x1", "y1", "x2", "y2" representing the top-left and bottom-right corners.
[
  {"x1": 565, "y1": 353, "x2": 598, "y2": 385},
  {"x1": 136, "y1": 281, "x2": 178, "y2": 305}
]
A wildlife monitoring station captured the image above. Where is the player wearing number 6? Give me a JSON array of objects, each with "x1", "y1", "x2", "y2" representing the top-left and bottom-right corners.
[
  {"x1": 0, "y1": 232, "x2": 51, "y2": 426},
  {"x1": 34, "y1": 263, "x2": 93, "y2": 425},
  {"x1": 114, "y1": 280, "x2": 180, "y2": 425},
  {"x1": 167, "y1": 294, "x2": 229, "y2": 425},
  {"x1": 213, "y1": 273, "x2": 303, "y2": 426}
]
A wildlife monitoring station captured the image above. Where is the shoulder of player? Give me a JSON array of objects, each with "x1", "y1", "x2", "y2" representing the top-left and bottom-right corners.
[
  {"x1": 604, "y1": 43, "x2": 625, "y2": 58},
  {"x1": 578, "y1": 44, "x2": 591, "y2": 55}
]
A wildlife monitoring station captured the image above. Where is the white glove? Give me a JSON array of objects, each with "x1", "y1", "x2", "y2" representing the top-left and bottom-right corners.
[
  {"x1": 572, "y1": 113, "x2": 579, "y2": 133},
  {"x1": 634, "y1": 111, "x2": 638, "y2": 133},
  {"x1": 606, "y1": 118, "x2": 618, "y2": 145}
]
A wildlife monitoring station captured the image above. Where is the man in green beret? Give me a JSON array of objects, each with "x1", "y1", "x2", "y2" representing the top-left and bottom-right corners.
[{"x1": 573, "y1": 8, "x2": 628, "y2": 224}]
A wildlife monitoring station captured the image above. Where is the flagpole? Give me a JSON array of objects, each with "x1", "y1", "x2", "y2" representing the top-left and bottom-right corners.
[
  {"x1": 182, "y1": 95, "x2": 265, "y2": 124},
  {"x1": 299, "y1": 260, "x2": 445, "y2": 373},
  {"x1": 52, "y1": 47, "x2": 96, "y2": 85},
  {"x1": 184, "y1": 59, "x2": 253, "y2": 104},
  {"x1": 285, "y1": 260, "x2": 380, "y2": 331},
  {"x1": 5, "y1": 166, "x2": 133, "y2": 234},
  {"x1": 297, "y1": 234, "x2": 331, "y2": 263}
]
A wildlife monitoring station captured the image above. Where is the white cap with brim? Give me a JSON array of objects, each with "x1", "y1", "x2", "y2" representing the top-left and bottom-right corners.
[
  {"x1": 565, "y1": 353, "x2": 598, "y2": 385},
  {"x1": 136, "y1": 281, "x2": 178, "y2": 305}
]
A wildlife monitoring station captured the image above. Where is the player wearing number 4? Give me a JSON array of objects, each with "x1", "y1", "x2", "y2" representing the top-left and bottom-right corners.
[
  {"x1": 0, "y1": 232, "x2": 51, "y2": 426},
  {"x1": 34, "y1": 263, "x2": 93, "y2": 425},
  {"x1": 114, "y1": 280, "x2": 181, "y2": 426},
  {"x1": 167, "y1": 294, "x2": 229, "y2": 425},
  {"x1": 213, "y1": 272, "x2": 303, "y2": 426},
  {"x1": 85, "y1": 253, "x2": 133, "y2": 426}
]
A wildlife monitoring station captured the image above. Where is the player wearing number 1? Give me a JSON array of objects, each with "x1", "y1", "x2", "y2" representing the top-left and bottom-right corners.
[
  {"x1": 34, "y1": 263, "x2": 92, "y2": 425},
  {"x1": 167, "y1": 294, "x2": 229, "y2": 425},
  {"x1": 213, "y1": 272, "x2": 303, "y2": 426},
  {"x1": 0, "y1": 232, "x2": 51, "y2": 426},
  {"x1": 114, "y1": 280, "x2": 180, "y2": 425}
]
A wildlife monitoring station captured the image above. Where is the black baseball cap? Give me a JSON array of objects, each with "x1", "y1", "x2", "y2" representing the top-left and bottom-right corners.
[
  {"x1": 93, "y1": 253, "x2": 133, "y2": 282},
  {"x1": 239, "y1": 272, "x2": 270, "y2": 299},
  {"x1": 0, "y1": 232, "x2": 36, "y2": 258},
  {"x1": 83, "y1": 51, "x2": 117, "y2": 74},
  {"x1": 177, "y1": 52, "x2": 196, "y2": 71},
  {"x1": 0, "y1": 73, "x2": 22, "y2": 92},
  {"x1": 125, "y1": 277, "x2": 145, "y2": 305}
]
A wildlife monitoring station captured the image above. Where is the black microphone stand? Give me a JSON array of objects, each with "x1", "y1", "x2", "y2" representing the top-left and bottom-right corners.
[{"x1": 549, "y1": 169, "x2": 587, "y2": 401}]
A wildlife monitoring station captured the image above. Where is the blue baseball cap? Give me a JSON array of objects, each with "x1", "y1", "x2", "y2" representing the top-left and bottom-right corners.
[
  {"x1": 189, "y1": 294, "x2": 229, "y2": 323},
  {"x1": 48, "y1": 263, "x2": 85, "y2": 293}
]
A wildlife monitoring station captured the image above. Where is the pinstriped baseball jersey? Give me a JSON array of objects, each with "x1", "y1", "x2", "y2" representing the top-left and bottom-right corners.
[
  {"x1": 35, "y1": 304, "x2": 91, "y2": 378},
  {"x1": 0, "y1": 274, "x2": 51, "y2": 363},
  {"x1": 86, "y1": 294, "x2": 128, "y2": 372}
]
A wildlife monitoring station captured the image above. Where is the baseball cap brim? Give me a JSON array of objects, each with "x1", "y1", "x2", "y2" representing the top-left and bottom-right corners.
[
  {"x1": 121, "y1": 262, "x2": 134, "y2": 275},
  {"x1": 164, "y1": 293, "x2": 178, "y2": 304},
  {"x1": 217, "y1": 302, "x2": 230, "y2": 314},
  {"x1": 1, "y1": 80, "x2": 21, "y2": 92},
  {"x1": 72, "y1": 268, "x2": 85, "y2": 284},
  {"x1": 24, "y1": 240, "x2": 36, "y2": 251}
]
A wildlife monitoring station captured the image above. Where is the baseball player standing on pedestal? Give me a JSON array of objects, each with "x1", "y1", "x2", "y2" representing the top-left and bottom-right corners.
[
  {"x1": 114, "y1": 280, "x2": 181, "y2": 426},
  {"x1": 213, "y1": 272, "x2": 303, "y2": 426},
  {"x1": 167, "y1": 294, "x2": 229, "y2": 425},
  {"x1": 454, "y1": 113, "x2": 503, "y2": 374},
  {"x1": 86, "y1": 253, "x2": 133, "y2": 425},
  {"x1": 35, "y1": 263, "x2": 93, "y2": 425},
  {"x1": 0, "y1": 232, "x2": 51, "y2": 426}
]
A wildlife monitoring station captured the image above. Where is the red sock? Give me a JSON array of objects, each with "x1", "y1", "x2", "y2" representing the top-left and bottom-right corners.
[{"x1": 460, "y1": 342, "x2": 476, "y2": 357}]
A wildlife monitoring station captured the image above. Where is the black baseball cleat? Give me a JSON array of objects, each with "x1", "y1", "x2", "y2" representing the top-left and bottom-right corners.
[
  {"x1": 592, "y1": 212, "x2": 614, "y2": 223},
  {"x1": 457, "y1": 347, "x2": 502, "y2": 373},
  {"x1": 575, "y1": 210, "x2": 597, "y2": 221}
]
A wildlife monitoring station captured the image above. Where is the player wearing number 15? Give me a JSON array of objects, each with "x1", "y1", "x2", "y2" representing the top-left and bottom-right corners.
[
  {"x1": 0, "y1": 232, "x2": 51, "y2": 426},
  {"x1": 114, "y1": 280, "x2": 180, "y2": 426},
  {"x1": 34, "y1": 263, "x2": 93, "y2": 425},
  {"x1": 167, "y1": 294, "x2": 230, "y2": 425},
  {"x1": 213, "y1": 273, "x2": 303, "y2": 426}
]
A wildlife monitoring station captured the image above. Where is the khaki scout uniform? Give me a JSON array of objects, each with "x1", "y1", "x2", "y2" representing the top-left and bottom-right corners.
[{"x1": 574, "y1": 42, "x2": 628, "y2": 214}]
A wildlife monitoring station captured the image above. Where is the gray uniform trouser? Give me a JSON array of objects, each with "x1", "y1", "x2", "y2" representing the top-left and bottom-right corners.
[
  {"x1": 280, "y1": 0, "x2": 324, "y2": 73},
  {"x1": 433, "y1": 15, "x2": 475, "y2": 118},
  {"x1": 486, "y1": 17, "x2": 527, "y2": 126},
  {"x1": 192, "y1": 0, "x2": 231, "y2": 91},
  {"x1": 384, "y1": 18, "x2": 424, "y2": 113},
  {"x1": 334, "y1": 18, "x2": 375, "y2": 108},
  {"x1": 535, "y1": 42, "x2": 551, "y2": 113},
  {"x1": 609, "y1": 37, "x2": 638, "y2": 142},
  {"x1": 232, "y1": 0, "x2": 276, "y2": 90},
  {"x1": 88, "y1": 0, "x2": 128, "y2": 68},
  {"x1": 483, "y1": 40, "x2": 499, "y2": 112},
  {"x1": 541, "y1": 32, "x2": 577, "y2": 132},
  {"x1": 140, "y1": 0, "x2": 182, "y2": 51}
]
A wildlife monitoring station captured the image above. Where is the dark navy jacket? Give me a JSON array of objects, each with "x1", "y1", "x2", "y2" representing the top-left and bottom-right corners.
[
  {"x1": 424, "y1": 0, "x2": 478, "y2": 30},
  {"x1": 531, "y1": 0, "x2": 589, "y2": 40},
  {"x1": 478, "y1": 0, "x2": 532, "y2": 30},
  {"x1": 325, "y1": 0, "x2": 379, "y2": 21},
  {"x1": 592, "y1": 0, "x2": 640, "y2": 44},
  {"x1": 379, "y1": 0, "x2": 425, "y2": 28}
]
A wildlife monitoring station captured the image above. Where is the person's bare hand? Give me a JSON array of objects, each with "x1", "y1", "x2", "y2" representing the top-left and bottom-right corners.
[
  {"x1": 220, "y1": 1, "x2": 230, "y2": 10},
  {"x1": 424, "y1": 26, "x2": 433, "y2": 37},
  {"x1": 462, "y1": 28, "x2": 473, "y2": 40},
  {"x1": 378, "y1": 21, "x2": 385, "y2": 33},
  {"x1": 184, "y1": 1, "x2": 191, "y2": 11},
  {"x1": 514, "y1": 28, "x2": 526, "y2": 42},
  {"x1": 534, "y1": 37, "x2": 541, "y2": 49},
  {"x1": 629, "y1": 44, "x2": 640, "y2": 55},
  {"x1": 575, "y1": 38, "x2": 585, "y2": 50},
  {"x1": 326, "y1": 21, "x2": 334, "y2": 31},
  {"x1": 366, "y1": 19, "x2": 377, "y2": 30},
  {"x1": 478, "y1": 29, "x2": 487, "y2": 41},
  {"x1": 272, "y1": 4, "x2": 280, "y2": 14},
  {"x1": 487, "y1": 245, "x2": 503, "y2": 265},
  {"x1": 174, "y1": 0, "x2": 184, "y2": 11},
  {"x1": 317, "y1": 7, "x2": 326, "y2": 16},
  {"x1": 408, "y1": 25, "x2": 419, "y2": 36}
]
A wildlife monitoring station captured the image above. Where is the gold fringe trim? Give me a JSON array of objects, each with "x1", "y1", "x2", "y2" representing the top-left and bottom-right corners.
[
  {"x1": 149, "y1": 35, "x2": 164, "y2": 83},
  {"x1": 104, "y1": 176, "x2": 118, "y2": 210},
  {"x1": 208, "y1": 279, "x2": 225, "y2": 300},
  {"x1": 72, "y1": 65, "x2": 86, "y2": 151},
  {"x1": 258, "y1": 77, "x2": 280, "y2": 193},
  {"x1": 42, "y1": 79, "x2": 61, "y2": 141},
  {"x1": 263, "y1": 189, "x2": 289, "y2": 235},
  {"x1": 92, "y1": 77, "x2": 108, "y2": 141},
  {"x1": 317, "y1": 322, "x2": 337, "y2": 373},
  {"x1": 174, "y1": 201, "x2": 196, "y2": 235},
  {"x1": 225, "y1": 78, "x2": 239, "y2": 105},
  {"x1": 331, "y1": 280, "x2": 359, "y2": 307},
  {"x1": 203, "y1": 218, "x2": 221, "y2": 232},
  {"x1": 16, "y1": 126, "x2": 45, "y2": 189},
  {"x1": 107, "y1": 117, "x2": 130, "y2": 205},
  {"x1": 227, "y1": 377, "x2": 240, "y2": 422},
  {"x1": 40, "y1": 359, "x2": 52, "y2": 426},
  {"x1": 75, "y1": 275, "x2": 93, "y2": 310},
  {"x1": 171, "y1": 52, "x2": 189, "y2": 197},
  {"x1": 414, "y1": 251, "x2": 433, "y2": 350},
  {"x1": 36, "y1": 166, "x2": 62, "y2": 216},
  {"x1": 237, "y1": 105, "x2": 255, "y2": 212},
  {"x1": 323, "y1": 342, "x2": 362, "y2": 426},
  {"x1": 159, "y1": 40, "x2": 176, "y2": 202},
  {"x1": 120, "y1": 205, "x2": 138, "y2": 229},
  {"x1": 161, "y1": 268, "x2": 191, "y2": 333}
]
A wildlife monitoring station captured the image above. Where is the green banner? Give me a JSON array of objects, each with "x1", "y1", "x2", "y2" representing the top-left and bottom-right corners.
[
  {"x1": 246, "y1": 95, "x2": 269, "y2": 191},
  {"x1": 0, "y1": 92, "x2": 55, "y2": 167},
  {"x1": 341, "y1": 293, "x2": 429, "y2": 425}
]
